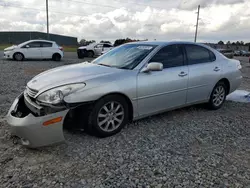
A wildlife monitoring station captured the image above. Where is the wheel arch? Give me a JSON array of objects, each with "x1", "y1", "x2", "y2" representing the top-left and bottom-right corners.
[
  {"x1": 96, "y1": 92, "x2": 134, "y2": 122},
  {"x1": 63, "y1": 92, "x2": 134, "y2": 131},
  {"x1": 87, "y1": 50, "x2": 95, "y2": 56},
  {"x1": 217, "y1": 78, "x2": 230, "y2": 95},
  {"x1": 52, "y1": 53, "x2": 61, "y2": 58},
  {"x1": 13, "y1": 52, "x2": 24, "y2": 60},
  {"x1": 87, "y1": 49, "x2": 94, "y2": 53}
]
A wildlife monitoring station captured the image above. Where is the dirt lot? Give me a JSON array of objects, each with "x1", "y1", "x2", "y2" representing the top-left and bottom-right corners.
[{"x1": 0, "y1": 56, "x2": 250, "y2": 188}]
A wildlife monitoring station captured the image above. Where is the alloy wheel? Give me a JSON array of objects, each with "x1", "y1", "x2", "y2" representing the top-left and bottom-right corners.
[
  {"x1": 97, "y1": 101, "x2": 124, "y2": 132},
  {"x1": 15, "y1": 53, "x2": 23, "y2": 61},
  {"x1": 212, "y1": 85, "x2": 225, "y2": 107}
]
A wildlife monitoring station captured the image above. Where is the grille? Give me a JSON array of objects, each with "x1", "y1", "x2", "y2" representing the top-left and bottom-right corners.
[{"x1": 26, "y1": 87, "x2": 38, "y2": 98}]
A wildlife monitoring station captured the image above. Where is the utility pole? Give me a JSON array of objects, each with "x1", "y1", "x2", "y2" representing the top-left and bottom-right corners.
[
  {"x1": 46, "y1": 0, "x2": 49, "y2": 39},
  {"x1": 194, "y1": 5, "x2": 200, "y2": 43}
]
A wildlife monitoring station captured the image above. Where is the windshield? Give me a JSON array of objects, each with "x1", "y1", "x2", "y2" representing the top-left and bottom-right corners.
[
  {"x1": 17, "y1": 42, "x2": 26, "y2": 47},
  {"x1": 92, "y1": 44, "x2": 157, "y2": 69}
]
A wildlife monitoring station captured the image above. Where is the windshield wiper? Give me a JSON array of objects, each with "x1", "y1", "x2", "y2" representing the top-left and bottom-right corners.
[
  {"x1": 98, "y1": 64, "x2": 130, "y2": 70},
  {"x1": 99, "y1": 63, "x2": 111, "y2": 67},
  {"x1": 118, "y1": 67, "x2": 130, "y2": 70}
]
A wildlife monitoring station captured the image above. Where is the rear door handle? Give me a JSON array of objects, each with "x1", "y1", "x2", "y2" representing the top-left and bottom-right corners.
[
  {"x1": 214, "y1": 67, "x2": 220, "y2": 72},
  {"x1": 178, "y1": 71, "x2": 188, "y2": 77}
]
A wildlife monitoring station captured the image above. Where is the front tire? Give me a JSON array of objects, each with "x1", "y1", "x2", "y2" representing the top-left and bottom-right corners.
[
  {"x1": 208, "y1": 82, "x2": 227, "y2": 110},
  {"x1": 88, "y1": 95, "x2": 129, "y2": 137},
  {"x1": 13, "y1": 52, "x2": 24, "y2": 61},
  {"x1": 87, "y1": 51, "x2": 94, "y2": 58},
  {"x1": 78, "y1": 54, "x2": 84, "y2": 59}
]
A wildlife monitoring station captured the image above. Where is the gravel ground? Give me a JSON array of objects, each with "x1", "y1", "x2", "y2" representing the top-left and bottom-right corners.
[{"x1": 0, "y1": 57, "x2": 250, "y2": 188}]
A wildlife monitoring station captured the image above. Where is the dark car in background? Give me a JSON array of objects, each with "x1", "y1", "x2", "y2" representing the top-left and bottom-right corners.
[
  {"x1": 217, "y1": 49, "x2": 234, "y2": 59},
  {"x1": 234, "y1": 50, "x2": 241, "y2": 56},
  {"x1": 240, "y1": 50, "x2": 250, "y2": 57}
]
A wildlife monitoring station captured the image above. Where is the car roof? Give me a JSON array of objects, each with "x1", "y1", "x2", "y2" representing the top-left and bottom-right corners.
[
  {"x1": 99, "y1": 43, "x2": 113, "y2": 45},
  {"x1": 125, "y1": 40, "x2": 226, "y2": 58},
  {"x1": 27, "y1": 39, "x2": 55, "y2": 43},
  {"x1": 126, "y1": 41, "x2": 210, "y2": 47}
]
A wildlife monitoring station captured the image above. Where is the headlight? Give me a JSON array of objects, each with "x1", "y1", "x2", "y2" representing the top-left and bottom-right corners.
[
  {"x1": 4, "y1": 49, "x2": 13, "y2": 52},
  {"x1": 37, "y1": 83, "x2": 86, "y2": 105}
]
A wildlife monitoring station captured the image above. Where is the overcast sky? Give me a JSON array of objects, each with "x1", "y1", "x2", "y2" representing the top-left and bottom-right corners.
[{"x1": 0, "y1": 0, "x2": 249, "y2": 42}]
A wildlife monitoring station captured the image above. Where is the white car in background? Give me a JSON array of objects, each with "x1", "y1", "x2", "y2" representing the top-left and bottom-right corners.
[
  {"x1": 77, "y1": 43, "x2": 113, "y2": 58},
  {"x1": 4, "y1": 40, "x2": 64, "y2": 61},
  {"x1": 101, "y1": 46, "x2": 114, "y2": 55}
]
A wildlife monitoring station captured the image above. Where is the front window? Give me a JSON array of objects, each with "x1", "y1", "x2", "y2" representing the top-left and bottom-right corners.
[
  {"x1": 24, "y1": 42, "x2": 41, "y2": 48},
  {"x1": 92, "y1": 44, "x2": 157, "y2": 69},
  {"x1": 149, "y1": 45, "x2": 184, "y2": 69}
]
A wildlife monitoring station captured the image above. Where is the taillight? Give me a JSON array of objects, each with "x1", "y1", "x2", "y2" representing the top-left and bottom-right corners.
[
  {"x1": 237, "y1": 62, "x2": 242, "y2": 70},
  {"x1": 59, "y1": 47, "x2": 63, "y2": 51}
]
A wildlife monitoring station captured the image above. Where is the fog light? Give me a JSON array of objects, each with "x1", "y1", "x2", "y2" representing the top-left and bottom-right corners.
[{"x1": 21, "y1": 138, "x2": 30, "y2": 146}]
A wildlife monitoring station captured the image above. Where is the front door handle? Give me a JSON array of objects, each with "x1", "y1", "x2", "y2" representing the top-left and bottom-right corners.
[
  {"x1": 214, "y1": 67, "x2": 220, "y2": 72},
  {"x1": 178, "y1": 71, "x2": 188, "y2": 77}
]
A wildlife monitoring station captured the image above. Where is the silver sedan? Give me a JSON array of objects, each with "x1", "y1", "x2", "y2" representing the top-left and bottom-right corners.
[{"x1": 7, "y1": 41, "x2": 242, "y2": 147}]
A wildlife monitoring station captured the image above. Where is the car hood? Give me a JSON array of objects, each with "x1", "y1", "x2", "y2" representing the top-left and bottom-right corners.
[
  {"x1": 4, "y1": 45, "x2": 17, "y2": 51},
  {"x1": 78, "y1": 46, "x2": 87, "y2": 49},
  {"x1": 78, "y1": 43, "x2": 96, "y2": 50},
  {"x1": 27, "y1": 62, "x2": 123, "y2": 92}
]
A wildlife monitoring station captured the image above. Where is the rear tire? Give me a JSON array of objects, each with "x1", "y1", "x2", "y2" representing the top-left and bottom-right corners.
[
  {"x1": 88, "y1": 95, "x2": 129, "y2": 137},
  {"x1": 13, "y1": 52, "x2": 24, "y2": 61},
  {"x1": 208, "y1": 81, "x2": 227, "y2": 110},
  {"x1": 52, "y1": 53, "x2": 61, "y2": 61}
]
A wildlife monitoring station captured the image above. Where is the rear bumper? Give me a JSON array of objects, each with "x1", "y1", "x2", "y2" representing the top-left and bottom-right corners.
[
  {"x1": 6, "y1": 94, "x2": 69, "y2": 148},
  {"x1": 60, "y1": 51, "x2": 64, "y2": 58}
]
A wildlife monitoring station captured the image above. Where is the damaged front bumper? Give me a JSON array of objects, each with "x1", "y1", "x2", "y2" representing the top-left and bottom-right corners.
[{"x1": 6, "y1": 93, "x2": 69, "y2": 148}]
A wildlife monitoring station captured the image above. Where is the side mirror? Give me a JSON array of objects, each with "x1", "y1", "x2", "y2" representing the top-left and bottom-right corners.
[
  {"x1": 25, "y1": 45, "x2": 30, "y2": 48},
  {"x1": 142, "y1": 62, "x2": 163, "y2": 72}
]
